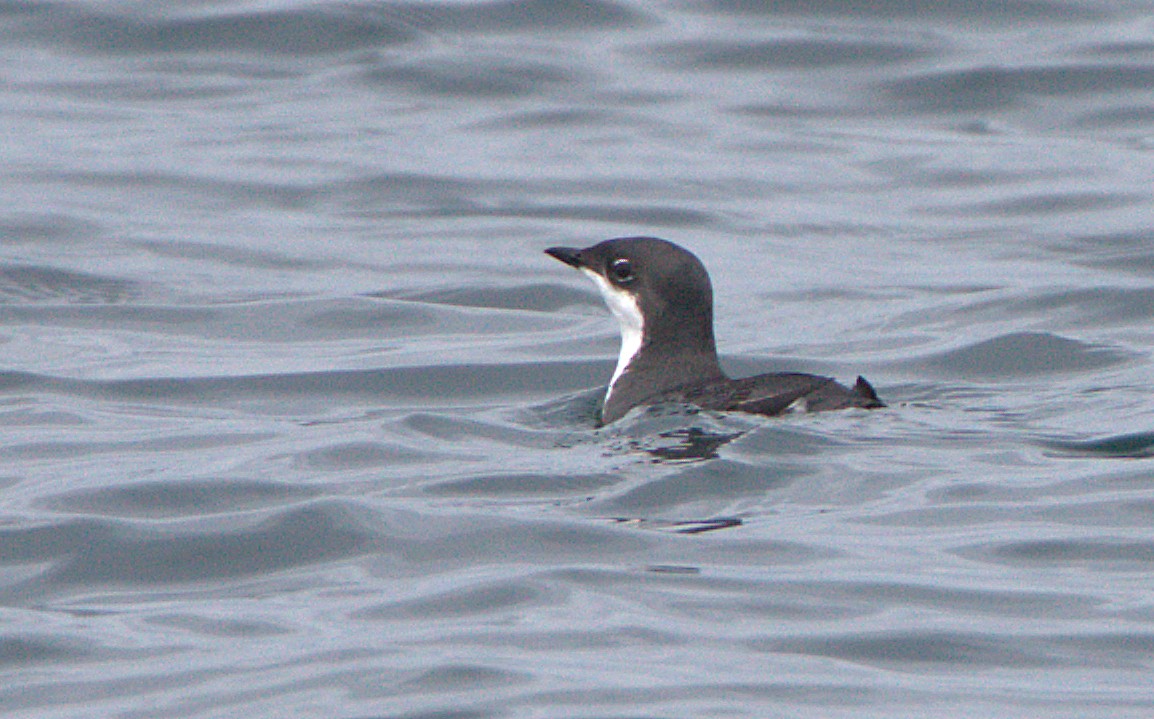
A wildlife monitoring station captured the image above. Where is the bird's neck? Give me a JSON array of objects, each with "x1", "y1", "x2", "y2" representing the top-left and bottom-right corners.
[{"x1": 601, "y1": 316, "x2": 725, "y2": 424}]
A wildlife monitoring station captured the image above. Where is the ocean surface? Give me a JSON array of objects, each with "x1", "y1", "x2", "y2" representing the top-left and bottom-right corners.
[{"x1": 3, "y1": 1, "x2": 1154, "y2": 717}]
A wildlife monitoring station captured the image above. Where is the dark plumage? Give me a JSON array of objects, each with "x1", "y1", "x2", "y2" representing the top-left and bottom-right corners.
[{"x1": 546, "y1": 237, "x2": 883, "y2": 425}]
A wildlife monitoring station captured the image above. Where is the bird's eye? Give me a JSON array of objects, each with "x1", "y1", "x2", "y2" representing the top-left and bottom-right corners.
[{"x1": 610, "y1": 258, "x2": 634, "y2": 283}]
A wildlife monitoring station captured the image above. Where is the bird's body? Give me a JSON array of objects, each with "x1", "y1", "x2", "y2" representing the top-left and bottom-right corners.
[{"x1": 546, "y1": 237, "x2": 883, "y2": 425}]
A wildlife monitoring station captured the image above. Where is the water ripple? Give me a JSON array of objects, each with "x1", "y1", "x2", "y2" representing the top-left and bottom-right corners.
[{"x1": 881, "y1": 64, "x2": 1154, "y2": 112}]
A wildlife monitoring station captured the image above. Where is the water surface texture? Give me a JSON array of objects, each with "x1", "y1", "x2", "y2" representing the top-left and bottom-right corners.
[{"x1": 3, "y1": 1, "x2": 1154, "y2": 717}]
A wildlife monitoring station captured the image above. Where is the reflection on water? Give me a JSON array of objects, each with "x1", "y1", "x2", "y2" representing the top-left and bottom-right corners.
[{"x1": 640, "y1": 426, "x2": 745, "y2": 462}]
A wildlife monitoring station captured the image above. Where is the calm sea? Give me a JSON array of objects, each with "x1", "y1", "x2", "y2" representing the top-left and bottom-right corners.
[{"x1": 3, "y1": 1, "x2": 1154, "y2": 717}]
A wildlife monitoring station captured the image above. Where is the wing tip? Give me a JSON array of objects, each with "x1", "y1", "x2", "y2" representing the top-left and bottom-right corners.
[{"x1": 854, "y1": 375, "x2": 885, "y2": 407}]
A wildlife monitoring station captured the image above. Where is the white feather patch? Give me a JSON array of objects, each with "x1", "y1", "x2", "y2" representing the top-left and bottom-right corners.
[{"x1": 580, "y1": 268, "x2": 643, "y2": 404}]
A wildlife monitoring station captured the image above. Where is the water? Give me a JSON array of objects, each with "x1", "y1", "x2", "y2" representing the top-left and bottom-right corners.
[{"x1": 3, "y1": 1, "x2": 1154, "y2": 716}]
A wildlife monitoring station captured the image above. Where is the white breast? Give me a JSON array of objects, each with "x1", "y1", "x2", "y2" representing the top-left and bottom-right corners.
[{"x1": 580, "y1": 268, "x2": 644, "y2": 403}]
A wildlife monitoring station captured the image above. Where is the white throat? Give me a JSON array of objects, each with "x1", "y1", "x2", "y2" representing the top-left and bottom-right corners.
[{"x1": 581, "y1": 268, "x2": 643, "y2": 402}]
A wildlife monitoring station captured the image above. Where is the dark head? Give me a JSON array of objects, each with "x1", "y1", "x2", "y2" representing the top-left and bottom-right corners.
[{"x1": 546, "y1": 237, "x2": 725, "y2": 423}]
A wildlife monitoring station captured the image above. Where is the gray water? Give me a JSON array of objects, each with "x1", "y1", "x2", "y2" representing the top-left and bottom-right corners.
[{"x1": 3, "y1": 1, "x2": 1154, "y2": 717}]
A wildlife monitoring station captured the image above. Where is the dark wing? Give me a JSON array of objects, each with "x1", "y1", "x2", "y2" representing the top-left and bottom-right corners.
[
  {"x1": 727, "y1": 373, "x2": 840, "y2": 415},
  {"x1": 661, "y1": 372, "x2": 883, "y2": 417}
]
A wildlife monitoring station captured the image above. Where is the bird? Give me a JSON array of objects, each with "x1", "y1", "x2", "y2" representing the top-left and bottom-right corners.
[{"x1": 545, "y1": 236, "x2": 883, "y2": 425}]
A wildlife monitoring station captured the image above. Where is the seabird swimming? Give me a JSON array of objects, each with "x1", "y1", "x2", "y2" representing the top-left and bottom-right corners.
[{"x1": 546, "y1": 236, "x2": 883, "y2": 425}]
